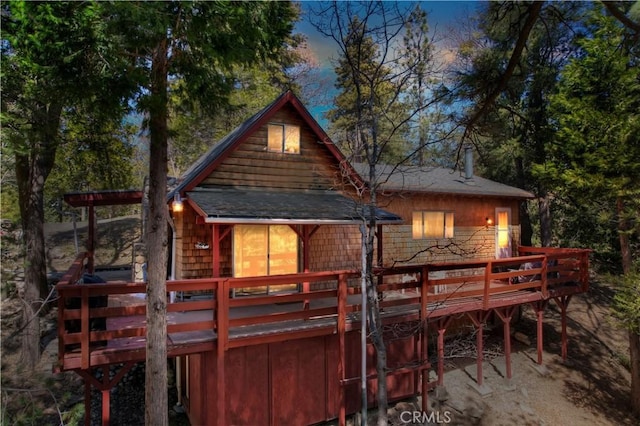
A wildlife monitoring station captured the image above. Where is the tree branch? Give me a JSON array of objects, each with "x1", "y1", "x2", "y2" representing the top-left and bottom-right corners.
[
  {"x1": 602, "y1": 1, "x2": 640, "y2": 34},
  {"x1": 462, "y1": 1, "x2": 543, "y2": 141}
]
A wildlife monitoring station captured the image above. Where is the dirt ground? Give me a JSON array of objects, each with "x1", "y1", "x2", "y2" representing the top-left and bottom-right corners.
[
  {"x1": 1, "y1": 216, "x2": 144, "y2": 424},
  {"x1": 377, "y1": 279, "x2": 635, "y2": 426},
  {"x1": 44, "y1": 215, "x2": 141, "y2": 273},
  {"x1": 1, "y1": 217, "x2": 636, "y2": 425},
  {"x1": 320, "y1": 279, "x2": 633, "y2": 426}
]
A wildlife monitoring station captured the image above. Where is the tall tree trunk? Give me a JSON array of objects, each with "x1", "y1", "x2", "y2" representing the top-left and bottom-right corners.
[
  {"x1": 145, "y1": 38, "x2": 169, "y2": 426},
  {"x1": 15, "y1": 103, "x2": 61, "y2": 369},
  {"x1": 616, "y1": 196, "x2": 639, "y2": 416},
  {"x1": 365, "y1": 162, "x2": 388, "y2": 425},
  {"x1": 538, "y1": 194, "x2": 552, "y2": 247},
  {"x1": 630, "y1": 330, "x2": 640, "y2": 417},
  {"x1": 520, "y1": 203, "x2": 533, "y2": 247},
  {"x1": 513, "y1": 157, "x2": 533, "y2": 246},
  {"x1": 365, "y1": 223, "x2": 388, "y2": 425}
]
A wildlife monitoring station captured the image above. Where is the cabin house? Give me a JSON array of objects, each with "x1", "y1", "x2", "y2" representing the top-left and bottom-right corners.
[
  {"x1": 165, "y1": 92, "x2": 533, "y2": 283},
  {"x1": 56, "y1": 91, "x2": 590, "y2": 426}
]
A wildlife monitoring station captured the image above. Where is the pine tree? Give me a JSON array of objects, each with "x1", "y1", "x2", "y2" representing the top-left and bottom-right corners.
[
  {"x1": 1, "y1": 1, "x2": 133, "y2": 369},
  {"x1": 543, "y1": 8, "x2": 640, "y2": 415},
  {"x1": 103, "y1": 2, "x2": 296, "y2": 423},
  {"x1": 326, "y1": 16, "x2": 411, "y2": 164}
]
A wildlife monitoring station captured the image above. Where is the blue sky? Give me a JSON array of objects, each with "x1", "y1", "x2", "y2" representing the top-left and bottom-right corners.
[
  {"x1": 293, "y1": 1, "x2": 482, "y2": 123},
  {"x1": 296, "y1": 1, "x2": 480, "y2": 67}
]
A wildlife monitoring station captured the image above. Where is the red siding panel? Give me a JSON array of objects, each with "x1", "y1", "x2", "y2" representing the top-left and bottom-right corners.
[
  {"x1": 226, "y1": 345, "x2": 270, "y2": 425},
  {"x1": 270, "y1": 337, "x2": 328, "y2": 425}
]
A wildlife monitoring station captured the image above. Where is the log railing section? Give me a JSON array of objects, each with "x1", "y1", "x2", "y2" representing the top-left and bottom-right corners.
[{"x1": 56, "y1": 247, "x2": 590, "y2": 370}]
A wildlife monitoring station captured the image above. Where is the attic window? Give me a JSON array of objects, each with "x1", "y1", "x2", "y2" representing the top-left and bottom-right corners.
[
  {"x1": 412, "y1": 211, "x2": 454, "y2": 239},
  {"x1": 268, "y1": 124, "x2": 300, "y2": 154}
]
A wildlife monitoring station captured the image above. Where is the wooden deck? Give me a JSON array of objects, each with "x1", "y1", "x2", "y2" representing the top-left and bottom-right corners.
[{"x1": 55, "y1": 246, "x2": 590, "y2": 372}]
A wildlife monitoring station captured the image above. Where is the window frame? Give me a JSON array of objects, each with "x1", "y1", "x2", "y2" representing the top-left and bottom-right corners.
[
  {"x1": 267, "y1": 123, "x2": 300, "y2": 154},
  {"x1": 412, "y1": 210, "x2": 455, "y2": 239}
]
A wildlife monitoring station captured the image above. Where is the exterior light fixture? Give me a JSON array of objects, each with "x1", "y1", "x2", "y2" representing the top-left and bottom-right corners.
[
  {"x1": 172, "y1": 193, "x2": 184, "y2": 213},
  {"x1": 486, "y1": 217, "x2": 493, "y2": 225}
]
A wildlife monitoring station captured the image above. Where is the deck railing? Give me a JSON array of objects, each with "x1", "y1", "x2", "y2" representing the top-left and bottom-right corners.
[{"x1": 56, "y1": 247, "x2": 590, "y2": 371}]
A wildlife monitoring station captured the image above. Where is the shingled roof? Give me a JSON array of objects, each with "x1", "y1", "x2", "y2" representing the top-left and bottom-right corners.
[
  {"x1": 353, "y1": 163, "x2": 534, "y2": 199},
  {"x1": 187, "y1": 188, "x2": 401, "y2": 224}
]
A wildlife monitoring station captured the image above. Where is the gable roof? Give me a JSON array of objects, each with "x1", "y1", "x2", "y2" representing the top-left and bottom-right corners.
[
  {"x1": 353, "y1": 163, "x2": 535, "y2": 199},
  {"x1": 168, "y1": 91, "x2": 401, "y2": 224},
  {"x1": 169, "y1": 90, "x2": 359, "y2": 199}
]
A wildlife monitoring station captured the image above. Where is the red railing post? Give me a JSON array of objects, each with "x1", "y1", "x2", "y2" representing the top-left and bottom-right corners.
[
  {"x1": 421, "y1": 266, "x2": 429, "y2": 309},
  {"x1": 541, "y1": 255, "x2": 548, "y2": 298},
  {"x1": 215, "y1": 278, "x2": 229, "y2": 426},
  {"x1": 58, "y1": 285, "x2": 66, "y2": 369},
  {"x1": 81, "y1": 285, "x2": 90, "y2": 370},
  {"x1": 483, "y1": 260, "x2": 491, "y2": 310}
]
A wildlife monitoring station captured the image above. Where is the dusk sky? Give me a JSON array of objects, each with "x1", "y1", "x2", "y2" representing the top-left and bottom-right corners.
[
  {"x1": 296, "y1": 1, "x2": 480, "y2": 68},
  {"x1": 293, "y1": 1, "x2": 482, "y2": 124}
]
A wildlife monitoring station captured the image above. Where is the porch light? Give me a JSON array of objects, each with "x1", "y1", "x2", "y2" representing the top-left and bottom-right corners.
[
  {"x1": 486, "y1": 217, "x2": 493, "y2": 225},
  {"x1": 172, "y1": 193, "x2": 184, "y2": 213}
]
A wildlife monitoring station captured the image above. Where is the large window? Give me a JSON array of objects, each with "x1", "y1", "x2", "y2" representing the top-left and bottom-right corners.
[
  {"x1": 412, "y1": 211, "x2": 454, "y2": 239},
  {"x1": 233, "y1": 225, "x2": 298, "y2": 295},
  {"x1": 268, "y1": 123, "x2": 300, "y2": 154}
]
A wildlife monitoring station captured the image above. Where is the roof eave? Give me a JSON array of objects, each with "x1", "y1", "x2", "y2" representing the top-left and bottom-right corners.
[
  {"x1": 203, "y1": 217, "x2": 402, "y2": 225},
  {"x1": 381, "y1": 188, "x2": 535, "y2": 200}
]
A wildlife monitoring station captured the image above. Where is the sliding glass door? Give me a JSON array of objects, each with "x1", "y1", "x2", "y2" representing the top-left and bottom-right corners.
[{"x1": 233, "y1": 225, "x2": 298, "y2": 295}]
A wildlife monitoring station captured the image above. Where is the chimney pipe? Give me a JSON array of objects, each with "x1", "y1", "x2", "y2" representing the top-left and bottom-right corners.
[{"x1": 464, "y1": 145, "x2": 474, "y2": 180}]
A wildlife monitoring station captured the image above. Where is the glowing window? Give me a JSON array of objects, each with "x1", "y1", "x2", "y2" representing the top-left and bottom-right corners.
[
  {"x1": 268, "y1": 124, "x2": 300, "y2": 154},
  {"x1": 497, "y1": 210, "x2": 510, "y2": 248},
  {"x1": 412, "y1": 211, "x2": 454, "y2": 239}
]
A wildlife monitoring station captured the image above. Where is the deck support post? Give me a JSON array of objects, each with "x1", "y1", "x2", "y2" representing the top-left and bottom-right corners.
[
  {"x1": 435, "y1": 317, "x2": 452, "y2": 386},
  {"x1": 553, "y1": 295, "x2": 573, "y2": 360},
  {"x1": 84, "y1": 373, "x2": 92, "y2": 426},
  {"x1": 101, "y1": 387, "x2": 110, "y2": 426},
  {"x1": 466, "y1": 311, "x2": 491, "y2": 386},
  {"x1": 530, "y1": 301, "x2": 548, "y2": 364},
  {"x1": 337, "y1": 274, "x2": 347, "y2": 426},
  {"x1": 76, "y1": 362, "x2": 135, "y2": 426},
  {"x1": 216, "y1": 280, "x2": 229, "y2": 426},
  {"x1": 420, "y1": 267, "x2": 430, "y2": 413},
  {"x1": 494, "y1": 306, "x2": 517, "y2": 380}
]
